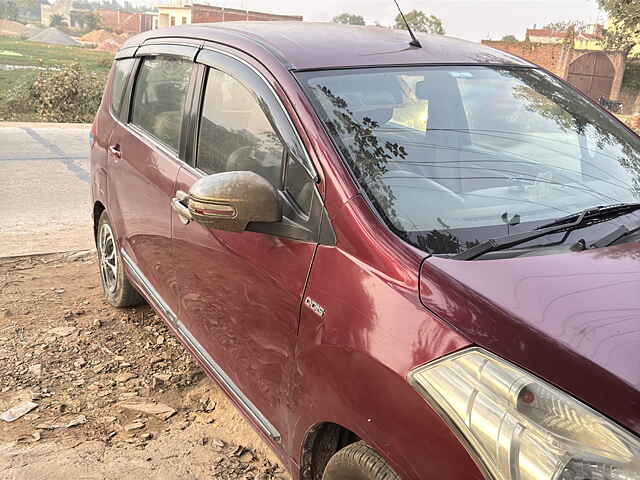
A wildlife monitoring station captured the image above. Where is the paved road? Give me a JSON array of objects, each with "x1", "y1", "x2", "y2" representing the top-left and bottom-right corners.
[{"x1": 0, "y1": 123, "x2": 93, "y2": 257}]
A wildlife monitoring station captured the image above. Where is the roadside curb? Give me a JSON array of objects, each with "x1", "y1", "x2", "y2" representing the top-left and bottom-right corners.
[{"x1": 0, "y1": 122, "x2": 92, "y2": 128}]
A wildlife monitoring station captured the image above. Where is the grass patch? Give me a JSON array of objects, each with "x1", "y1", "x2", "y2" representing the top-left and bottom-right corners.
[
  {"x1": 0, "y1": 36, "x2": 113, "y2": 122},
  {"x1": 0, "y1": 36, "x2": 113, "y2": 71}
]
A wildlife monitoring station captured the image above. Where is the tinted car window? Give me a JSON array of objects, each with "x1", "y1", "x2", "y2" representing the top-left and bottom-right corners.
[
  {"x1": 130, "y1": 56, "x2": 193, "y2": 152},
  {"x1": 110, "y1": 58, "x2": 134, "y2": 118},
  {"x1": 197, "y1": 68, "x2": 284, "y2": 187},
  {"x1": 285, "y1": 154, "x2": 314, "y2": 214}
]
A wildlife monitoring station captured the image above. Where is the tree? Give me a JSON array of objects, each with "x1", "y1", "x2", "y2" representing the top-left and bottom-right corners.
[
  {"x1": 596, "y1": 0, "x2": 640, "y2": 57},
  {"x1": 543, "y1": 20, "x2": 586, "y2": 33},
  {"x1": 82, "y1": 11, "x2": 101, "y2": 31},
  {"x1": 0, "y1": 0, "x2": 19, "y2": 21},
  {"x1": 394, "y1": 10, "x2": 445, "y2": 35},
  {"x1": 501, "y1": 35, "x2": 518, "y2": 42},
  {"x1": 49, "y1": 13, "x2": 68, "y2": 27},
  {"x1": 332, "y1": 13, "x2": 365, "y2": 26}
]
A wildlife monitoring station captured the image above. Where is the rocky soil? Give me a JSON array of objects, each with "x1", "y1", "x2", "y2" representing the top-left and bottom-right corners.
[{"x1": 0, "y1": 252, "x2": 290, "y2": 480}]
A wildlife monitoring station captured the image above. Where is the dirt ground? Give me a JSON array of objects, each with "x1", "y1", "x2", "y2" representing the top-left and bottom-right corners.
[{"x1": 0, "y1": 252, "x2": 290, "y2": 480}]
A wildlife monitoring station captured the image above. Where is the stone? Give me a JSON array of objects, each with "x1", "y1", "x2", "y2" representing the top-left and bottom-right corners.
[
  {"x1": 66, "y1": 414, "x2": 87, "y2": 427},
  {"x1": 28, "y1": 364, "x2": 43, "y2": 378},
  {"x1": 115, "y1": 372, "x2": 137, "y2": 383},
  {"x1": 124, "y1": 421, "x2": 145, "y2": 431},
  {"x1": 117, "y1": 401, "x2": 176, "y2": 420},
  {"x1": 48, "y1": 326, "x2": 76, "y2": 337},
  {"x1": 0, "y1": 401, "x2": 38, "y2": 422}
]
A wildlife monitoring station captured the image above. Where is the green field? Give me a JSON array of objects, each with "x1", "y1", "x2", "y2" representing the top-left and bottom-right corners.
[{"x1": 0, "y1": 36, "x2": 114, "y2": 122}]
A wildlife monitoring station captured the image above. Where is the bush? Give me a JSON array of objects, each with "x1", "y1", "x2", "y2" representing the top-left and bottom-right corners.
[
  {"x1": 622, "y1": 62, "x2": 640, "y2": 93},
  {"x1": 27, "y1": 63, "x2": 106, "y2": 123}
]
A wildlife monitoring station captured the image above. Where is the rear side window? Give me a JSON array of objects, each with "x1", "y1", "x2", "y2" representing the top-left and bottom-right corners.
[
  {"x1": 110, "y1": 58, "x2": 134, "y2": 118},
  {"x1": 130, "y1": 56, "x2": 193, "y2": 152},
  {"x1": 196, "y1": 68, "x2": 285, "y2": 187}
]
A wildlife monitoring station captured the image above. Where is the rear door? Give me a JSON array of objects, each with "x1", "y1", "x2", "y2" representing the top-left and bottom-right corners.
[
  {"x1": 171, "y1": 49, "x2": 326, "y2": 447},
  {"x1": 108, "y1": 44, "x2": 197, "y2": 318}
]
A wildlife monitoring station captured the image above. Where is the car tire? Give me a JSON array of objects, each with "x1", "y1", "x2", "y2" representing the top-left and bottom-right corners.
[
  {"x1": 322, "y1": 441, "x2": 401, "y2": 480},
  {"x1": 96, "y1": 211, "x2": 144, "y2": 308}
]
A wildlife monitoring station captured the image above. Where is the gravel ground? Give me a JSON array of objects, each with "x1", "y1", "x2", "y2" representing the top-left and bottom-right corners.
[{"x1": 0, "y1": 251, "x2": 290, "y2": 480}]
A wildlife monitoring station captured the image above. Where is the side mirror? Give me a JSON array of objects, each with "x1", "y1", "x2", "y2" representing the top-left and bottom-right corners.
[{"x1": 180, "y1": 171, "x2": 281, "y2": 232}]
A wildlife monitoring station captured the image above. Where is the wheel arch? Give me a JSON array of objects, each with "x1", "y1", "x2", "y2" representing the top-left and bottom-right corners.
[
  {"x1": 300, "y1": 422, "x2": 360, "y2": 480},
  {"x1": 93, "y1": 200, "x2": 106, "y2": 240}
]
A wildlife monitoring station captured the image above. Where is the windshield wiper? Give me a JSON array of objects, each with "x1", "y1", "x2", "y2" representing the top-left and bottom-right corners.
[
  {"x1": 454, "y1": 202, "x2": 640, "y2": 261},
  {"x1": 535, "y1": 203, "x2": 640, "y2": 230}
]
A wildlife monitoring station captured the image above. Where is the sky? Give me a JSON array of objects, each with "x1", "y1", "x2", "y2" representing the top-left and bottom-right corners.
[{"x1": 150, "y1": 0, "x2": 606, "y2": 42}]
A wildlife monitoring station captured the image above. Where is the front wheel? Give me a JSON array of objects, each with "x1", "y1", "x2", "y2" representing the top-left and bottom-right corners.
[
  {"x1": 322, "y1": 441, "x2": 401, "y2": 480},
  {"x1": 96, "y1": 211, "x2": 143, "y2": 308}
]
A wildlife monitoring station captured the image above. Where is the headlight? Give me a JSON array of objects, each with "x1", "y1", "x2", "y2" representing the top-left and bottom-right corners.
[{"x1": 408, "y1": 348, "x2": 640, "y2": 480}]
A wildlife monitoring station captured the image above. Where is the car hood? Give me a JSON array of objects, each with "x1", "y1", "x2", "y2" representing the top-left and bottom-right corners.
[{"x1": 419, "y1": 242, "x2": 640, "y2": 435}]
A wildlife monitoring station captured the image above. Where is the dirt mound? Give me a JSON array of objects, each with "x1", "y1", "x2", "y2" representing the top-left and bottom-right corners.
[
  {"x1": 28, "y1": 27, "x2": 81, "y2": 47},
  {"x1": 80, "y1": 29, "x2": 121, "y2": 44},
  {"x1": 23, "y1": 24, "x2": 44, "y2": 37},
  {"x1": 0, "y1": 19, "x2": 26, "y2": 36},
  {"x1": 96, "y1": 39, "x2": 123, "y2": 53},
  {"x1": 0, "y1": 253, "x2": 289, "y2": 479}
]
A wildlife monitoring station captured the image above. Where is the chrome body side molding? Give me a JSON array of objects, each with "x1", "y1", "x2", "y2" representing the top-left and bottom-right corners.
[{"x1": 120, "y1": 250, "x2": 281, "y2": 442}]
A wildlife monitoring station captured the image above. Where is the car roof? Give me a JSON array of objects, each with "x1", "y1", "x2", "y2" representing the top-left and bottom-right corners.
[{"x1": 123, "y1": 21, "x2": 533, "y2": 71}]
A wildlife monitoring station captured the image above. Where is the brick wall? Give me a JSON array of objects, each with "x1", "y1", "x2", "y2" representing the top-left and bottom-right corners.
[
  {"x1": 97, "y1": 9, "x2": 153, "y2": 34},
  {"x1": 191, "y1": 5, "x2": 302, "y2": 24},
  {"x1": 481, "y1": 41, "x2": 567, "y2": 75}
]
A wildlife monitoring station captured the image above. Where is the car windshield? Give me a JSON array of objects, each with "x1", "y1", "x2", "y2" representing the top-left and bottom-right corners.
[{"x1": 297, "y1": 66, "x2": 640, "y2": 255}]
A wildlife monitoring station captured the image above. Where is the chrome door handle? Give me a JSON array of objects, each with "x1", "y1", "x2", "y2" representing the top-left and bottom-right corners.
[
  {"x1": 109, "y1": 145, "x2": 121, "y2": 158},
  {"x1": 171, "y1": 191, "x2": 192, "y2": 225}
]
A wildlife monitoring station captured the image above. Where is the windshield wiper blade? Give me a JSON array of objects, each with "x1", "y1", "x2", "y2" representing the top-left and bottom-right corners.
[
  {"x1": 536, "y1": 203, "x2": 640, "y2": 230},
  {"x1": 454, "y1": 202, "x2": 640, "y2": 261}
]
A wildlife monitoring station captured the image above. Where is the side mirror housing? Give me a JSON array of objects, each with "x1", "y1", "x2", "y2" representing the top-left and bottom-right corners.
[{"x1": 187, "y1": 171, "x2": 281, "y2": 232}]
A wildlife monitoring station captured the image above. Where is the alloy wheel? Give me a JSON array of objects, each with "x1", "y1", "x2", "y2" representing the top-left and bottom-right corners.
[{"x1": 98, "y1": 223, "x2": 118, "y2": 294}]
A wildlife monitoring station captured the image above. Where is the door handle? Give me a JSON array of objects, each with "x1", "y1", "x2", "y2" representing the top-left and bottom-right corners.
[
  {"x1": 109, "y1": 144, "x2": 122, "y2": 158},
  {"x1": 171, "y1": 191, "x2": 192, "y2": 224}
]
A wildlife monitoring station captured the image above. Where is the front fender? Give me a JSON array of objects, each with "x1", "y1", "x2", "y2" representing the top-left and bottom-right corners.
[{"x1": 289, "y1": 228, "x2": 480, "y2": 479}]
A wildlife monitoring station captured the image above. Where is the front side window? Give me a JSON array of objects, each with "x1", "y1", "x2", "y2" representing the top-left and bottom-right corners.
[
  {"x1": 196, "y1": 68, "x2": 285, "y2": 187},
  {"x1": 110, "y1": 58, "x2": 135, "y2": 118},
  {"x1": 130, "y1": 56, "x2": 193, "y2": 152},
  {"x1": 298, "y1": 66, "x2": 640, "y2": 256}
]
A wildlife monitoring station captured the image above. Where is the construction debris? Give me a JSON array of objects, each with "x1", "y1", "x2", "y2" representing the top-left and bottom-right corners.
[{"x1": 1, "y1": 401, "x2": 38, "y2": 422}]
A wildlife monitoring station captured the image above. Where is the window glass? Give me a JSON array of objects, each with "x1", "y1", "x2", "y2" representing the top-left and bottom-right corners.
[
  {"x1": 110, "y1": 58, "x2": 134, "y2": 118},
  {"x1": 197, "y1": 68, "x2": 284, "y2": 186},
  {"x1": 285, "y1": 154, "x2": 314, "y2": 214},
  {"x1": 130, "y1": 56, "x2": 193, "y2": 152}
]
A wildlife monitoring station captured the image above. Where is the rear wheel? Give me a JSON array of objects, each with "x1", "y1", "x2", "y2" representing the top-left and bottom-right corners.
[
  {"x1": 96, "y1": 211, "x2": 143, "y2": 308},
  {"x1": 322, "y1": 441, "x2": 401, "y2": 480}
]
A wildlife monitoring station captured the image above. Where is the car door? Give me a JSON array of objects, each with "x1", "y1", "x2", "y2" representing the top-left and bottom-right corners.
[
  {"x1": 171, "y1": 49, "x2": 327, "y2": 446},
  {"x1": 108, "y1": 45, "x2": 197, "y2": 318}
]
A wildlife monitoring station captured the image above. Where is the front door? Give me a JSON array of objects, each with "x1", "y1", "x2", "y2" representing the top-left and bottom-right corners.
[
  {"x1": 171, "y1": 52, "x2": 323, "y2": 447},
  {"x1": 109, "y1": 53, "x2": 195, "y2": 316}
]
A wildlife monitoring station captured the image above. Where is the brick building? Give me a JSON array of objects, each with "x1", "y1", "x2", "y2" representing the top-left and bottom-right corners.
[
  {"x1": 482, "y1": 40, "x2": 625, "y2": 102},
  {"x1": 97, "y1": 9, "x2": 154, "y2": 34},
  {"x1": 153, "y1": 3, "x2": 301, "y2": 29}
]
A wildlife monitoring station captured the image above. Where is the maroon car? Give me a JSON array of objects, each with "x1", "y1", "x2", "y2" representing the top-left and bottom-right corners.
[{"x1": 90, "y1": 22, "x2": 640, "y2": 480}]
